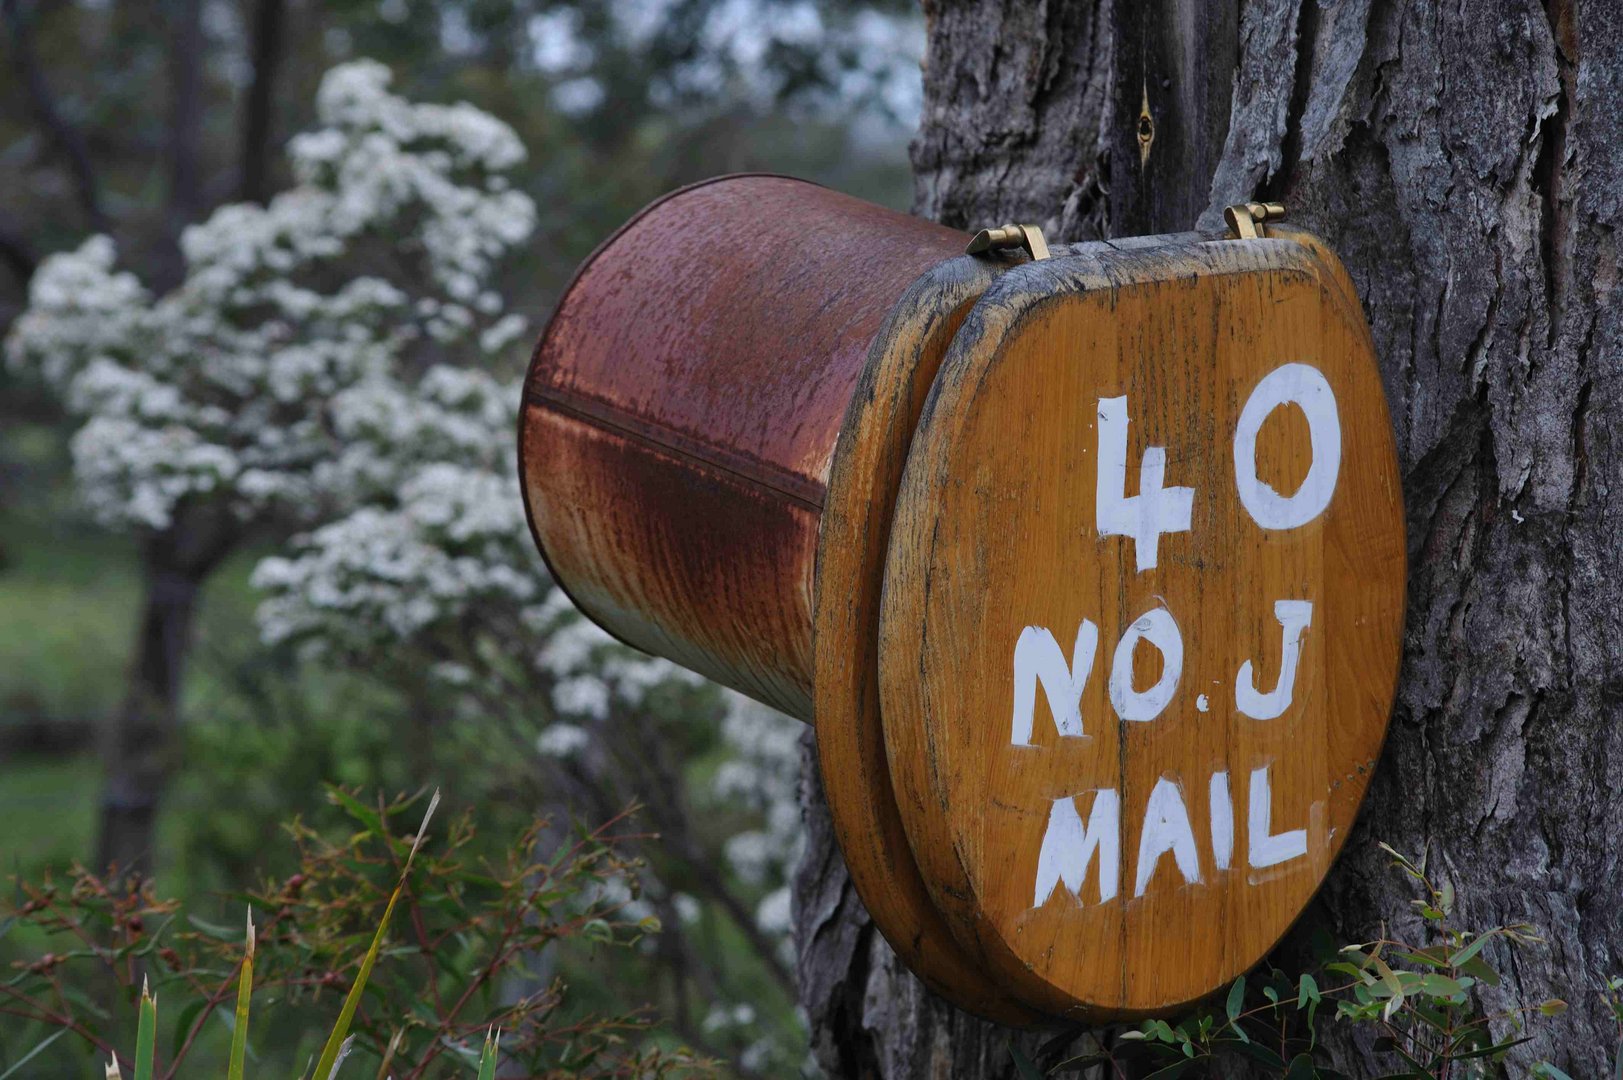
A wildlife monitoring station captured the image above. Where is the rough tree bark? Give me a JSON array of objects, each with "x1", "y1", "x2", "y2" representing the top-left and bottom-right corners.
[{"x1": 793, "y1": 0, "x2": 1623, "y2": 1074}]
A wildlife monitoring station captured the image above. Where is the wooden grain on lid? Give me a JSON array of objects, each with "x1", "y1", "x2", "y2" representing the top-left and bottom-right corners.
[{"x1": 876, "y1": 236, "x2": 1405, "y2": 1017}]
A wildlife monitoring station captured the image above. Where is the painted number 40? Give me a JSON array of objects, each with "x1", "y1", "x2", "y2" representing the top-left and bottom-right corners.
[{"x1": 1096, "y1": 362, "x2": 1342, "y2": 569}]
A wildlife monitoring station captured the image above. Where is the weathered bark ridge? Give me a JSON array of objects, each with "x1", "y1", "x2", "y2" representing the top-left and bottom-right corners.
[{"x1": 794, "y1": 0, "x2": 1623, "y2": 1073}]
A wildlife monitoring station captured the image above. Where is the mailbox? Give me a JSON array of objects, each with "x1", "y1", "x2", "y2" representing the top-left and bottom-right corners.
[{"x1": 519, "y1": 175, "x2": 1405, "y2": 1023}]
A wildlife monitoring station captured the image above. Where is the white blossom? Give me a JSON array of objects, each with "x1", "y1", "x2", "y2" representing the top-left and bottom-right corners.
[
  {"x1": 4, "y1": 59, "x2": 536, "y2": 533},
  {"x1": 536, "y1": 723, "x2": 591, "y2": 759}
]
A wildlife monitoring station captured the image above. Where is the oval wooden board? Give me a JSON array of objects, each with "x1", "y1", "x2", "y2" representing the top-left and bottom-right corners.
[
  {"x1": 877, "y1": 236, "x2": 1405, "y2": 1018},
  {"x1": 815, "y1": 250, "x2": 1041, "y2": 1026}
]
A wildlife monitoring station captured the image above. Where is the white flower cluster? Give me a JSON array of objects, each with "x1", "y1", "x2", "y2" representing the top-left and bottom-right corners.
[
  {"x1": 251, "y1": 462, "x2": 536, "y2": 654},
  {"x1": 4, "y1": 60, "x2": 536, "y2": 531},
  {"x1": 712, "y1": 691, "x2": 804, "y2": 957}
]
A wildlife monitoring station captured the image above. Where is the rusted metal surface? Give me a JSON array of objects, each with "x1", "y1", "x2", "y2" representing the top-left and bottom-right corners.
[{"x1": 520, "y1": 175, "x2": 966, "y2": 719}]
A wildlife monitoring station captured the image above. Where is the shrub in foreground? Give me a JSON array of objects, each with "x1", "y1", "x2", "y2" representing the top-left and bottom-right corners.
[{"x1": 2, "y1": 789, "x2": 712, "y2": 1078}]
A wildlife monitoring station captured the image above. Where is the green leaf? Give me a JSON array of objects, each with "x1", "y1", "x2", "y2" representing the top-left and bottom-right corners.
[
  {"x1": 1417, "y1": 974, "x2": 1467, "y2": 1000},
  {"x1": 186, "y1": 915, "x2": 240, "y2": 942},
  {"x1": 58, "y1": 984, "x2": 112, "y2": 1022},
  {"x1": 169, "y1": 998, "x2": 205, "y2": 1062},
  {"x1": 1451, "y1": 1036, "x2": 1531, "y2": 1061},
  {"x1": 1048, "y1": 1052, "x2": 1111, "y2": 1074},
  {"x1": 0, "y1": 1029, "x2": 67, "y2": 1080},
  {"x1": 311, "y1": 790, "x2": 439, "y2": 1080},
  {"x1": 1367, "y1": 956, "x2": 1406, "y2": 1017},
  {"x1": 1532, "y1": 1064, "x2": 1576, "y2": 1080},
  {"x1": 227, "y1": 912, "x2": 254, "y2": 1080},
  {"x1": 1007, "y1": 1043, "x2": 1044, "y2": 1080},
  {"x1": 134, "y1": 980, "x2": 157, "y2": 1080},
  {"x1": 1231, "y1": 1040, "x2": 1286, "y2": 1068},
  {"x1": 1448, "y1": 931, "x2": 1496, "y2": 968},
  {"x1": 1038, "y1": 1026, "x2": 1089, "y2": 1059},
  {"x1": 1460, "y1": 955, "x2": 1500, "y2": 987},
  {"x1": 1391, "y1": 948, "x2": 1449, "y2": 970},
  {"x1": 1226, "y1": 976, "x2": 1246, "y2": 1022},
  {"x1": 1284, "y1": 1052, "x2": 1316, "y2": 1080},
  {"x1": 1538, "y1": 999, "x2": 1567, "y2": 1016},
  {"x1": 477, "y1": 1029, "x2": 499, "y2": 1080},
  {"x1": 325, "y1": 786, "x2": 385, "y2": 836},
  {"x1": 1298, "y1": 973, "x2": 1320, "y2": 1008}
]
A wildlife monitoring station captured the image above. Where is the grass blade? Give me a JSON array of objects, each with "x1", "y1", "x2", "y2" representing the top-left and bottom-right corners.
[
  {"x1": 325, "y1": 1035, "x2": 355, "y2": 1080},
  {"x1": 134, "y1": 978, "x2": 156, "y2": 1080},
  {"x1": 0, "y1": 1028, "x2": 66, "y2": 1080},
  {"x1": 477, "y1": 1027, "x2": 498, "y2": 1080},
  {"x1": 227, "y1": 910, "x2": 255, "y2": 1080},
  {"x1": 372, "y1": 1029, "x2": 403, "y2": 1080},
  {"x1": 310, "y1": 790, "x2": 440, "y2": 1080}
]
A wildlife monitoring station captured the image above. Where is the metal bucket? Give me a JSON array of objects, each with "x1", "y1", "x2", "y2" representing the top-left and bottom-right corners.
[{"x1": 519, "y1": 174, "x2": 965, "y2": 720}]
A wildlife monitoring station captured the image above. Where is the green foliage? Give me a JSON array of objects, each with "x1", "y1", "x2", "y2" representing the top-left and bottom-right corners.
[
  {"x1": 1, "y1": 790, "x2": 714, "y2": 1077},
  {"x1": 1017, "y1": 843, "x2": 1612, "y2": 1079},
  {"x1": 226, "y1": 912, "x2": 250, "y2": 1080}
]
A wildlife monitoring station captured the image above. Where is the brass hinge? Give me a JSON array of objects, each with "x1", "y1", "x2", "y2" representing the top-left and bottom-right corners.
[
  {"x1": 966, "y1": 223, "x2": 1051, "y2": 261},
  {"x1": 1223, "y1": 202, "x2": 1286, "y2": 239}
]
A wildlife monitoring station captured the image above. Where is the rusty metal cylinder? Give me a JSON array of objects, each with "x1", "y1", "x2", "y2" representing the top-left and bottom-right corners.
[{"x1": 519, "y1": 175, "x2": 965, "y2": 719}]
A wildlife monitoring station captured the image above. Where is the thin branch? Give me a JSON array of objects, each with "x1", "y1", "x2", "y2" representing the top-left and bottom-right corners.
[
  {"x1": 158, "y1": 0, "x2": 203, "y2": 290},
  {"x1": 0, "y1": 209, "x2": 38, "y2": 286},
  {"x1": 0, "y1": 0, "x2": 109, "y2": 234},
  {"x1": 237, "y1": 0, "x2": 285, "y2": 204}
]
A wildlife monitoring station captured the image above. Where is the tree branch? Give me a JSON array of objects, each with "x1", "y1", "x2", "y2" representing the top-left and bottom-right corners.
[
  {"x1": 0, "y1": 209, "x2": 39, "y2": 286},
  {"x1": 158, "y1": 0, "x2": 204, "y2": 290},
  {"x1": 237, "y1": 0, "x2": 285, "y2": 204},
  {"x1": 0, "y1": 0, "x2": 110, "y2": 235}
]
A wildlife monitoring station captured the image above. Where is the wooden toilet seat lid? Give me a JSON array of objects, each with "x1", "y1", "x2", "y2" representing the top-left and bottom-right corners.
[{"x1": 875, "y1": 237, "x2": 1405, "y2": 1017}]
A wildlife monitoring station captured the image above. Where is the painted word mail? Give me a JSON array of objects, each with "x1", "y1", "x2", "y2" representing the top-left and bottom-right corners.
[{"x1": 1017, "y1": 362, "x2": 1341, "y2": 909}]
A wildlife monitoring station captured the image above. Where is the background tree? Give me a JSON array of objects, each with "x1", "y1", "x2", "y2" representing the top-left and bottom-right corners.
[
  {"x1": 0, "y1": 0, "x2": 920, "y2": 894},
  {"x1": 793, "y1": 0, "x2": 1622, "y2": 1075},
  {"x1": 6, "y1": 59, "x2": 538, "y2": 876},
  {"x1": 6, "y1": 60, "x2": 812, "y2": 1074}
]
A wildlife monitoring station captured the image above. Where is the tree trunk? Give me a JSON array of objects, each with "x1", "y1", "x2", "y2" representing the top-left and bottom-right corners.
[
  {"x1": 237, "y1": 0, "x2": 285, "y2": 205},
  {"x1": 96, "y1": 508, "x2": 235, "y2": 878},
  {"x1": 793, "y1": 0, "x2": 1623, "y2": 1073}
]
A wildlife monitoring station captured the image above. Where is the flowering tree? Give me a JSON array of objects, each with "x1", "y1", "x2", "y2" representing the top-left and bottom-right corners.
[
  {"x1": 8, "y1": 58, "x2": 807, "y2": 1071},
  {"x1": 5, "y1": 59, "x2": 535, "y2": 876}
]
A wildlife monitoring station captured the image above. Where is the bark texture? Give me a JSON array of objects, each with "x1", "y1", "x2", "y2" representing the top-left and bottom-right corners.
[{"x1": 793, "y1": 0, "x2": 1623, "y2": 1073}]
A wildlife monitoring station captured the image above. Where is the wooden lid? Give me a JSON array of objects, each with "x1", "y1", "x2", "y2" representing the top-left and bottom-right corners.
[
  {"x1": 876, "y1": 236, "x2": 1405, "y2": 1017},
  {"x1": 814, "y1": 250, "x2": 1040, "y2": 1025}
]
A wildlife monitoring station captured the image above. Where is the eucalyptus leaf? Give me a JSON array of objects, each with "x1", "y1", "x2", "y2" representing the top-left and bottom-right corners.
[
  {"x1": 1007, "y1": 1043, "x2": 1043, "y2": 1080},
  {"x1": 1226, "y1": 976, "x2": 1246, "y2": 1022}
]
